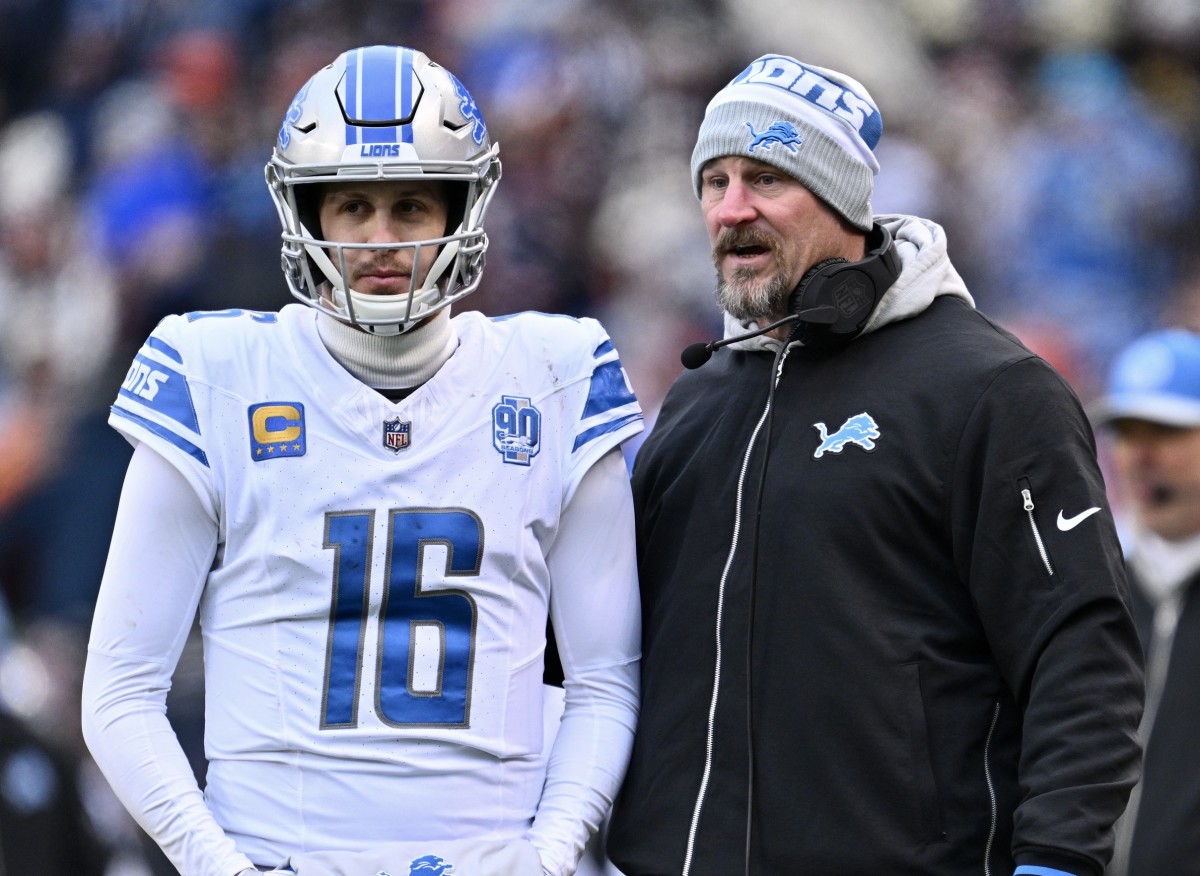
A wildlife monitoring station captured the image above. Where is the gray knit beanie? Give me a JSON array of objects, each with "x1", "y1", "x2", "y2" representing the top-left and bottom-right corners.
[{"x1": 691, "y1": 54, "x2": 883, "y2": 231}]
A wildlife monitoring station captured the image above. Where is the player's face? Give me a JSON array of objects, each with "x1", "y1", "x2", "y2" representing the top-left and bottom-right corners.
[
  {"x1": 318, "y1": 180, "x2": 449, "y2": 296},
  {"x1": 1111, "y1": 419, "x2": 1200, "y2": 541},
  {"x1": 700, "y1": 155, "x2": 861, "y2": 323}
]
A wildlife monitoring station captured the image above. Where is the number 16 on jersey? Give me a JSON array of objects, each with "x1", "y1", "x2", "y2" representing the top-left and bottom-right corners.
[{"x1": 320, "y1": 508, "x2": 482, "y2": 729}]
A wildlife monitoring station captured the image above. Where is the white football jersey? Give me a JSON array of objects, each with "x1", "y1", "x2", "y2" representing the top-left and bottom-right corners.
[{"x1": 107, "y1": 304, "x2": 643, "y2": 861}]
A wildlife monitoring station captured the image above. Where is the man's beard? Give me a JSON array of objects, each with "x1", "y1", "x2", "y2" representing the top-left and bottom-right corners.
[
  {"x1": 716, "y1": 270, "x2": 792, "y2": 322},
  {"x1": 712, "y1": 227, "x2": 793, "y2": 322}
]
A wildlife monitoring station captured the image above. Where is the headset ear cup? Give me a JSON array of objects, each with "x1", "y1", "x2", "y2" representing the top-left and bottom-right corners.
[
  {"x1": 789, "y1": 258, "x2": 848, "y2": 316},
  {"x1": 787, "y1": 258, "x2": 847, "y2": 347},
  {"x1": 786, "y1": 223, "x2": 900, "y2": 351}
]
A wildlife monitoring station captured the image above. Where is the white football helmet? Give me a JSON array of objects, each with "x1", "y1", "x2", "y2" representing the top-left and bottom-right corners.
[{"x1": 266, "y1": 45, "x2": 501, "y2": 334}]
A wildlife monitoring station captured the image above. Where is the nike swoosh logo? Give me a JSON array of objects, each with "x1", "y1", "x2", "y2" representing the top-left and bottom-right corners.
[{"x1": 1057, "y1": 507, "x2": 1101, "y2": 531}]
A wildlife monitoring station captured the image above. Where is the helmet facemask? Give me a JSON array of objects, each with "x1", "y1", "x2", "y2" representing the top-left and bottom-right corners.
[{"x1": 266, "y1": 45, "x2": 501, "y2": 335}]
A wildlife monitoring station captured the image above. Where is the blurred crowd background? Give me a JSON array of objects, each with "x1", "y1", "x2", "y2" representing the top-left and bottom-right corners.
[{"x1": 1, "y1": 0, "x2": 1199, "y2": 871}]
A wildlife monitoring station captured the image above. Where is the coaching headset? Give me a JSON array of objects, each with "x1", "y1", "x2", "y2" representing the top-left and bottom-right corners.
[{"x1": 681, "y1": 221, "x2": 900, "y2": 368}]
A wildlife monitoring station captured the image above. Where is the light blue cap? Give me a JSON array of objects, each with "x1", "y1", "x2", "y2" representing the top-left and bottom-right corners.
[{"x1": 1092, "y1": 329, "x2": 1200, "y2": 427}]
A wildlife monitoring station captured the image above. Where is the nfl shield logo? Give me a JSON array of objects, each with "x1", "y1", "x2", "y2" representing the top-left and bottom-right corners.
[
  {"x1": 833, "y1": 273, "x2": 871, "y2": 316},
  {"x1": 382, "y1": 417, "x2": 411, "y2": 453}
]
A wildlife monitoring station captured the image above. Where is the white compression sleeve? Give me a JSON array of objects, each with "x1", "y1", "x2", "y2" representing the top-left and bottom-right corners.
[
  {"x1": 530, "y1": 448, "x2": 640, "y2": 876},
  {"x1": 81, "y1": 442, "x2": 256, "y2": 876}
]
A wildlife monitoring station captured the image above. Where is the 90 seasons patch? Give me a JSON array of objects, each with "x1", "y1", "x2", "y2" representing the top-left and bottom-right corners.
[{"x1": 492, "y1": 395, "x2": 541, "y2": 465}]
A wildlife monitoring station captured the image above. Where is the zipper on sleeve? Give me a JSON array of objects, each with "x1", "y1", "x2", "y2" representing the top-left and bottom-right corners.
[{"x1": 1019, "y1": 479, "x2": 1054, "y2": 576}]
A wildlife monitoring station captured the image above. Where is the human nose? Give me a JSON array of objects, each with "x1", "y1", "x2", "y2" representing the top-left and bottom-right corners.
[
  {"x1": 364, "y1": 212, "x2": 404, "y2": 244},
  {"x1": 712, "y1": 179, "x2": 758, "y2": 226}
]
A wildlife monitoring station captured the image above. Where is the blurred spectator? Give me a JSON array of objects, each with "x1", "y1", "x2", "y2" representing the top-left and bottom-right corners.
[
  {"x1": 0, "y1": 110, "x2": 125, "y2": 625},
  {"x1": 586, "y1": 11, "x2": 729, "y2": 424},
  {"x1": 461, "y1": 6, "x2": 648, "y2": 319},
  {"x1": 0, "y1": 111, "x2": 118, "y2": 414},
  {"x1": 0, "y1": 596, "x2": 126, "y2": 874},
  {"x1": 0, "y1": 686, "x2": 110, "y2": 873},
  {"x1": 82, "y1": 79, "x2": 213, "y2": 350},
  {"x1": 1090, "y1": 329, "x2": 1200, "y2": 875},
  {"x1": 970, "y1": 50, "x2": 1195, "y2": 378},
  {"x1": 0, "y1": 376, "x2": 47, "y2": 515},
  {"x1": 0, "y1": 0, "x2": 69, "y2": 120}
]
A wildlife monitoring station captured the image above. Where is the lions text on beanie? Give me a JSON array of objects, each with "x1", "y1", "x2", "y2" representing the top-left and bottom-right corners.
[{"x1": 691, "y1": 54, "x2": 883, "y2": 231}]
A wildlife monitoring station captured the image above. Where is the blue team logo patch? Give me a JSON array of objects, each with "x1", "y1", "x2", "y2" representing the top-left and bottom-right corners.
[
  {"x1": 277, "y1": 79, "x2": 311, "y2": 149},
  {"x1": 746, "y1": 120, "x2": 802, "y2": 154},
  {"x1": 813, "y1": 412, "x2": 880, "y2": 458},
  {"x1": 248, "y1": 402, "x2": 306, "y2": 461},
  {"x1": 383, "y1": 416, "x2": 411, "y2": 452},
  {"x1": 449, "y1": 72, "x2": 487, "y2": 146},
  {"x1": 408, "y1": 855, "x2": 454, "y2": 874},
  {"x1": 492, "y1": 395, "x2": 541, "y2": 465}
]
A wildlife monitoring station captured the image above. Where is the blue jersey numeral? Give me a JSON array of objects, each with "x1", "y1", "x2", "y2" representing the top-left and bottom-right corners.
[{"x1": 321, "y1": 508, "x2": 481, "y2": 728}]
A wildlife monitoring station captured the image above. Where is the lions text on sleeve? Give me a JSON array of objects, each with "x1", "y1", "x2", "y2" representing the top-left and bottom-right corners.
[{"x1": 107, "y1": 304, "x2": 642, "y2": 862}]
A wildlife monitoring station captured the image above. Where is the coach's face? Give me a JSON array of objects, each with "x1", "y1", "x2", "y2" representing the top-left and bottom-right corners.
[
  {"x1": 318, "y1": 179, "x2": 449, "y2": 296},
  {"x1": 700, "y1": 155, "x2": 863, "y2": 328}
]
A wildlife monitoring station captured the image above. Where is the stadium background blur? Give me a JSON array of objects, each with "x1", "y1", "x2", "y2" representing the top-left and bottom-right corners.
[{"x1": 0, "y1": 0, "x2": 1198, "y2": 871}]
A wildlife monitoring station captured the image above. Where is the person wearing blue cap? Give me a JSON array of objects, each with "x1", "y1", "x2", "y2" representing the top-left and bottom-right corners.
[
  {"x1": 1091, "y1": 328, "x2": 1200, "y2": 876},
  {"x1": 606, "y1": 54, "x2": 1144, "y2": 876}
]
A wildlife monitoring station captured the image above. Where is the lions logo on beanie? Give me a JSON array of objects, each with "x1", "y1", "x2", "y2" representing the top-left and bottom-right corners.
[{"x1": 691, "y1": 54, "x2": 883, "y2": 231}]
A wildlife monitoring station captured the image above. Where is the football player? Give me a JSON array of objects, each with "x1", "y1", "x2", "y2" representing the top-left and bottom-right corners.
[{"x1": 81, "y1": 45, "x2": 642, "y2": 876}]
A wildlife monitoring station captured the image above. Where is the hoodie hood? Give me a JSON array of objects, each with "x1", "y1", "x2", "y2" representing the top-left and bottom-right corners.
[{"x1": 720, "y1": 213, "x2": 973, "y2": 353}]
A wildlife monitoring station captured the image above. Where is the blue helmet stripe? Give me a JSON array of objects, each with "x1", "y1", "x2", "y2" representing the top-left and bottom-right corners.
[
  {"x1": 361, "y1": 46, "x2": 397, "y2": 144},
  {"x1": 344, "y1": 48, "x2": 362, "y2": 145},
  {"x1": 342, "y1": 46, "x2": 416, "y2": 147},
  {"x1": 398, "y1": 46, "x2": 414, "y2": 143}
]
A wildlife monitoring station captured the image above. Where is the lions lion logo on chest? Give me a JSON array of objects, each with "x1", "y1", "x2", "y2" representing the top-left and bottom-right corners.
[{"x1": 812, "y1": 412, "x2": 880, "y2": 458}]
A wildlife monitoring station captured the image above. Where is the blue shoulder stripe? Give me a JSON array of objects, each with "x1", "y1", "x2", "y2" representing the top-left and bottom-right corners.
[
  {"x1": 146, "y1": 336, "x2": 183, "y2": 363},
  {"x1": 110, "y1": 406, "x2": 209, "y2": 467},
  {"x1": 1014, "y1": 866, "x2": 1077, "y2": 876},
  {"x1": 117, "y1": 354, "x2": 201, "y2": 434},
  {"x1": 582, "y1": 359, "x2": 637, "y2": 419},
  {"x1": 573, "y1": 411, "x2": 643, "y2": 453}
]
